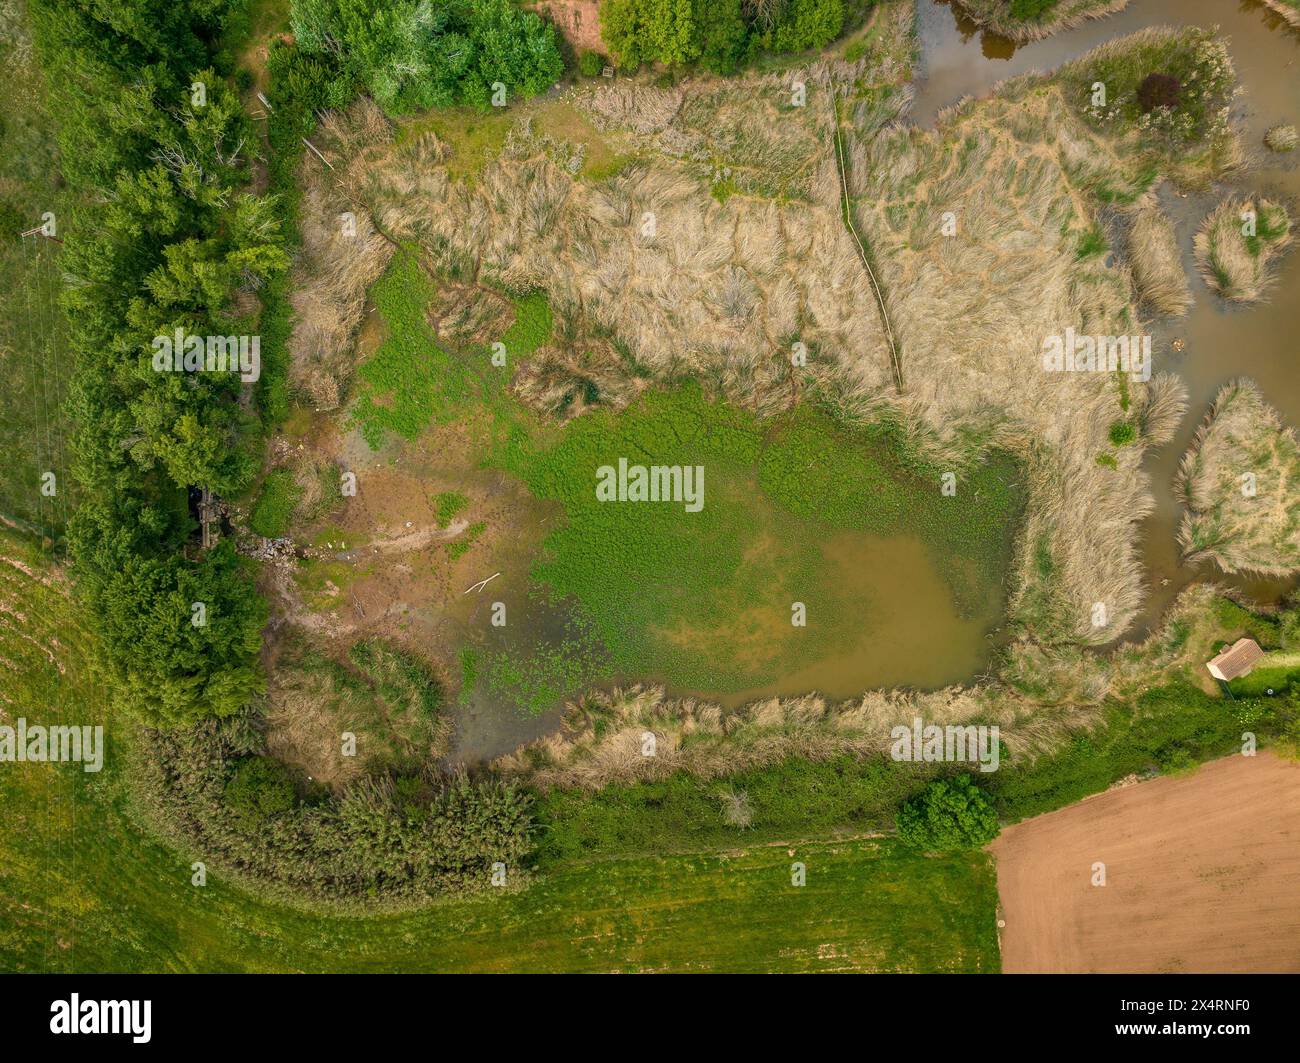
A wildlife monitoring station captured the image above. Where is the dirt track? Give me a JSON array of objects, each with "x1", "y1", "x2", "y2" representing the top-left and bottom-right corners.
[{"x1": 990, "y1": 752, "x2": 1300, "y2": 973}]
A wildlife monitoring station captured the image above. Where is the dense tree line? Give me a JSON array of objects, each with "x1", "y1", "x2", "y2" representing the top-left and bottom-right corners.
[
  {"x1": 26, "y1": 3, "x2": 540, "y2": 904},
  {"x1": 600, "y1": 0, "x2": 846, "y2": 74},
  {"x1": 31, "y1": 1, "x2": 282, "y2": 726},
  {"x1": 290, "y1": 0, "x2": 565, "y2": 114}
]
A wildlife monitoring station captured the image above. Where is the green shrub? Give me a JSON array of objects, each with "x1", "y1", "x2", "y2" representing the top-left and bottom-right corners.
[
  {"x1": 1108, "y1": 420, "x2": 1137, "y2": 446},
  {"x1": 28, "y1": 3, "x2": 292, "y2": 727},
  {"x1": 1137, "y1": 72, "x2": 1182, "y2": 113},
  {"x1": 70, "y1": 523, "x2": 269, "y2": 727},
  {"x1": 292, "y1": 0, "x2": 563, "y2": 114},
  {"x1": 578, "y1": 50, "x2": 605, "y2": 77},
  {"x1": 695, "y1": 0, "x2": 747, "y2": 74},
  {"x1": 896, "y1": 775, "x2": 1000, "y2": 852},
  {"x1": 224, "y1": 756, "x2": 298, "y2": 828},
  {"x1": 600, "y1": 0, "x2": 701, "y2": 68},
  {"x1": 135, "y1": 716, "x2": 536, "y2": 904},
  {"x1": 765, "y1": 0, "x2": 845, "y2": 53},
  {"x1": 249, "y1": 469, "x2": 301, "y2": 537}
]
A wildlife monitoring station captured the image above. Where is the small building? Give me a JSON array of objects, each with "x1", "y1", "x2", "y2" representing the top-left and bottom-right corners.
[{"x1": 1207, "y1": 638, "x2": 1264, "y2": 682}]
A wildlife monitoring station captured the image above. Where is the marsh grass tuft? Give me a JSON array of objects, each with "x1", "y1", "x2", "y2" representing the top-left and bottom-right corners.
[
  {"x1": 1194, "y1": 196, "x2": 1293, "y2": 303},
  {"x1": 1177, "y1": 379, "x2": 1300, "y2": 576},
  {"x1": 1264, "y1": 124, "x2": 1298, "y2": 153},
  {"x1": 1125, "y1": 199, "x2": 1191, "y2": 315}
]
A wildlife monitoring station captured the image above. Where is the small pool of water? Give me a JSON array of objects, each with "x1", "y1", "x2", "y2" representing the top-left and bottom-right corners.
[{"x1": 656, "y1": 529, "x2": 1008, "y2": 709}]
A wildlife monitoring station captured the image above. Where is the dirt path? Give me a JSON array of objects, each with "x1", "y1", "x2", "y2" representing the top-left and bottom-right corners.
[
  {"x1": 829, "y1": 91, "x2": 902, "y2": 393},
  {"x1": 990, "y1": 751, "x2": 1300, "y2": 973}
]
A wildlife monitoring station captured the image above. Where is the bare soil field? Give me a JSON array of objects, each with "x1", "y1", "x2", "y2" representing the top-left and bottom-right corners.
[
  {"x1": 531, "y1": 1, "x2": 605, "y2": 54},
  {"x1": 991, "y1": 751, "x2": 1300, "y2": 972}
]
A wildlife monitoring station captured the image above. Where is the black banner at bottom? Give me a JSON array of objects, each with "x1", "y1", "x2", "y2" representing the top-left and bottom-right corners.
[{"x1": 2, "y1": 972, "x2": 1292, "y2": 1051}]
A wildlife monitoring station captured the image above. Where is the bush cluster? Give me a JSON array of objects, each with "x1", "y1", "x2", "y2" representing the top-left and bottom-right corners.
[
  {"x1": 600, "y1": 0, "x2": 846, "y2": 76},
  {"x1": 290, "y1": 0, "x2": 564, "y2": 115},
  {"x1": 134, "y1": 714, "x2": 536, "y2": 904}
]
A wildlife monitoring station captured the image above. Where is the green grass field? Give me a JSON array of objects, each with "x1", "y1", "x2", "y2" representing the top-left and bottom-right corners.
[{"x1": 0, "y1": 13, "x2": 75, "y2": 542}]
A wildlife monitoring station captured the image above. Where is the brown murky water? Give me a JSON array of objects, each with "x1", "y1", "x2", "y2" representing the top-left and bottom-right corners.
[
  {"x1": 659, "y1": 531, "x2": 1006, "y2": 709},
  {"x1": 916, "y1": 0, "x2": 1300, "y2": 636}
]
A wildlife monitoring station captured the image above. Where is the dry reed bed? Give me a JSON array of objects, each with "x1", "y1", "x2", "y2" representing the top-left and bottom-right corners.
[
  {"x1": 1125, "y1": 196, "x2": 1192, "y2": 315},
  {"x1": 846, "y1": 65, "x2": 1206, "y2": 642},
  {"x1": 1177, "y1": 379, "x2": 1300, "y2": 576},
  {"x1": 288, "y1": 103, "x2": 396, "y2": 410},
  {"x1": 343, "y1": 71, "x2": 896, "y2": 418},
  {"x1": 1261, "y1": 1, "x2": 1300, "y2": 31}
]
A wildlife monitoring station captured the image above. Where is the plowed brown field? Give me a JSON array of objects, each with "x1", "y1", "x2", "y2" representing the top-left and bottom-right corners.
[{"x1": 990, "y1": 752, "x2": 1300, "y2": 973}]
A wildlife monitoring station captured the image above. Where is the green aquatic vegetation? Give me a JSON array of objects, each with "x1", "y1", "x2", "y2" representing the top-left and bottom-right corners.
[
  {"x1": 503, "y1": 386, "x2": 1023, "y2": 691},
  {"x1": 476, "y1": 599, "x2": 612, "y2": 717},
  {"x1": 447, "y1": 520, "x2": 486, "y2": 561},
  {"x1": 500, "y1": 290, "x2": 553, "y2": 358},
  {"x1": 435, "y1": 491, "x2": 469, "y2": 527},
  {"x1": 350, "y1": 251, "x2": 473, "y2": 448},
  {"x1": 459, "y1": 647, "x2": 481, "y2": 703},
  {"x1": 757, "y1": 405, "x2": 1024, "y2": 615},
  {"x1": 352, "y1": 253, "x2": 554, "y2": 452}
]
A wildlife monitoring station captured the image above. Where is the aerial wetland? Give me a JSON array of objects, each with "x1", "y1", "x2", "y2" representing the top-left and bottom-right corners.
[{"x1": 5, "y1": 0, "x2": 1300, "y2": 975}]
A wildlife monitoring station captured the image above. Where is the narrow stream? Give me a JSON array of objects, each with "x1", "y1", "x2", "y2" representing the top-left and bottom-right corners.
[{"x1": 915, "y1": 0, "x2": 1300, "y2": 636}]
